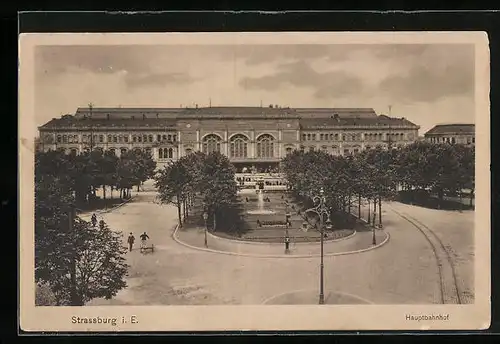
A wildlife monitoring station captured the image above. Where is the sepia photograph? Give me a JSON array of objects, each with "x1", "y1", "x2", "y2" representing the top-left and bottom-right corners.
[{"x1": 19, "y1": 32, "x2": 490, "y2": 331}]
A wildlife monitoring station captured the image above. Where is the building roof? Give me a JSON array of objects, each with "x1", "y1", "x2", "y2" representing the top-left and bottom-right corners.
[
  {"x1": 294, "y1": 108, "x2": 378, "y2": 118},
  {"x1": 41, "y1": 106, "x2": 419, "y2": 130},
  {"x1": 300, "y1": 115, "x2": 419, "y2": 129},
  {"x1": 424, "y1": 124, "x2": 475, "y2": 136},
  {"x1": 40, "y1": 114, "x2": 177, "y2": 130}
]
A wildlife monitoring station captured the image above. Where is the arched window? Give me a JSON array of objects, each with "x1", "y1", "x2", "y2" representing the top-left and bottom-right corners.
[
  {"x1": 99, "y1": 135, "x2": 104, "y2": 143},
  {"x1": 70, "y1": 148, "x2": 77, "y2": 155},
  {"x1": 302, "y1": 134, "x2": 306, "y2": 141},
  {"x1": 158, "y1": 148, "x2": 164, "y2": 159},
  {"x1": 113, "y1": 135, "x2": 118, "y2": 143},
  {"x1": 62, "y1": 135, "x2": 68, "y2": 143},
  {"x1": 133, "y1": 135, "x2": 137, "y2": 143},
  {"x1": 173, "y1": 135, "x2": 177, "y2": 142},
  {"x1": 167, "y1": 134, "x2": 172, "y2": 141},
  {"x1": 168, "y1": 148, "x2": 173, "y2": 158},
  {"x1": 286, "y1": 147, "x2": 293, "y2": 155},
  {"x1": 229, "y1": 134, "x2": 248, "y2": 158},
  {"x1": 300, "y1": 146, "x2": 305, "y2": 152},
  {"x1": 148, "y1": 135, "x2": 153, "y2": 143},
  {"x1": 321, "y1": 145, "x2": 328, "y2": 153},
  {"x1": 185, "y1": 148, "x2": 192, "y2": 155},
  {"x1": 68, "y1": 135, "x2": 73, "y2": 143},
  {"x1": 107, "y1": 135, "x2": 112, "y2": 142},
  {"x1": 138, "y1": 135, "x2": 142, "y2": 143},
  {"x1": 143, "y1": 135, "x2": 147, "y2": 142},
  {"x1": 120, "y1": 148, "x2": 127, "y2": 155},
  {"x1": 256, "y1": 134, "x2": 274, "y2": 158},
  {"x1": 162, "y1": 135, "x2": 167, "y2": 141},
  {"x1": 202, "y1": 134, "x2": 222, "y2": 154},
  {"x1": 145, "y1": 147, "x2": 152, "y2": 156},
  {"x1": 57, "y1": 135, "x2": 62, "y2": 143},
  {"x1": 124, "y1": 135, "x2": 129, "y2": 143},
  {"x1": 157, "y1": 135, "x2": 161, "y2": 142},
  {"x1": 108, "y1": 148, "x2": 116, "y2": 156}
]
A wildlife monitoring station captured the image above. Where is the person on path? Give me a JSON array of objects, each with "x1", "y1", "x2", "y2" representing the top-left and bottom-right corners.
[
  {"x1": 91, "y1": 213, "x2": 97, "y2": 227},
  {"x1": 140, "y1": 232, "x2": 150, "y2": 250},
  {"x1": 284, "y1": 232, "x2": 291, "y2": 254},
  {"x1": 127, "y1": 233, "x2": 135, "y2": 252}
]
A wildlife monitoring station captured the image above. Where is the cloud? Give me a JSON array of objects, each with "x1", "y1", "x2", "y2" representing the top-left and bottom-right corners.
[
  {"x1": 124, "y1": 72, "x2": 197, "y2": 89},
  {"x1": 240, "y1": 60, "x2": 365, "y2": 99},
  {"x1": 377, "y1": 44, "x2": 474, "y2": 102}
]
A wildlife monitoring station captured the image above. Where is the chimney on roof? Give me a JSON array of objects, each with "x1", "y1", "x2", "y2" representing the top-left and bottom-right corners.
[
  {"x1": 269, "y1": 104, "x2": 273, "y2": 108},
  {"x1": 142, "y1": 114, "x2": 146, "y2": 120},
  {"x1": 106, "y1": 113, "x2": 110, "y2": 120}
]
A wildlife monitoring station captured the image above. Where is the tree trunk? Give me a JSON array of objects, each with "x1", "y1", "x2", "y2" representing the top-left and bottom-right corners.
[
  {"x1": 213, "y1": 211, "x2": 217, "y2": 232},
  {"x1": 367, "y1": 199, "x2": 371, "y2": 223},
  {"x1": 137, "y1": 184, "x2": 140, "y2": 192},
  {"x1": 373, "y1": 197, "x2": 377, "y2": 227},
  {"x1": 177, "y1": 202, "x2": 183, "y2": 227},
  {"x1": 378, "y1": 196, "x2": 382, "y2": 227},
  {"x1": 103, "y1": 185, "x2": 106, "y2": 200},
  {"x1": 358, "y1": 194, "x2": 361, "y2": 219},
  {"x1": 348, "y1": 192, "x2": 351, "y2": 214},
  {"x1": 110, "y1": 186, "x2": 113, "y2": 199},
  {"x1": 470, "y1": 189, "x2": 474, "y2": 207}
]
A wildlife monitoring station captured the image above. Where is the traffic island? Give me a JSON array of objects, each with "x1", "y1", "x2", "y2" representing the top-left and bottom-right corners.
[{"x1": 262, "y1": 289, "x2": 373, "y2": 305}]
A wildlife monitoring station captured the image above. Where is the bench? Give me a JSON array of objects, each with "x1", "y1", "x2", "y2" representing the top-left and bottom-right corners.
[{"x1": 140, "y1": 244, "x2": 155, "y2": 253}]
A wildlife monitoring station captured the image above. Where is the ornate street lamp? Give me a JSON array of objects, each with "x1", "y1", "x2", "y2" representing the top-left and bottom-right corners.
[
  {"x1": 305, "y1": 187, "x2": 331, "y2": 305},
  {"x1": 202, "y1": 212, "x2": 209, "y2": 248}
]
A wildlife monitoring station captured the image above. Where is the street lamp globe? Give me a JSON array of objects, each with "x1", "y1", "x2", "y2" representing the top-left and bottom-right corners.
[
  {"x1": 203, "y1": 212, "x2": 208, "y2": 221},
  {"x1": 325, "y1": 218, "x2": 333, "y2": 231}
]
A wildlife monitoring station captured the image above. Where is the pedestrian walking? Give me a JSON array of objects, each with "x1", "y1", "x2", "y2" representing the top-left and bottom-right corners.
[
  {"x1": 127, "y1": 232, "x2": 135, "y2": 252},
  {"x1": 91, "y1": 213, "x2": 97, "y2": 227},
  {"x1": 284, "y1": 232, "x2": 291, "y2": 254}
]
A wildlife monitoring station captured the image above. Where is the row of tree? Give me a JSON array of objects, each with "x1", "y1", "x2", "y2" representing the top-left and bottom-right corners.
[
  {"x1": 35, "y1": 148, "x2": 157, "y2": 206},
  {"x1": 154, "y1": 151, "x2": 238, "y2": 231},
  {"x1": 281, "y1": 141, "x2": 475, "y2": 228}
]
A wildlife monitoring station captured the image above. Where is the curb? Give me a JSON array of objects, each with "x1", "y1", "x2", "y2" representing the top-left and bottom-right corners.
[
  {"x1": 78, "y1": 196, "x2": 135, "y2": 218},
  {"x1": 206, "y1": 229, "x2": 357, "y2": 246},
  {"x1": 172, "y1": 225, "x2": 390, "y2": 259},
  {"x1": 261, "y1": 288, "x2": 374, "y2": 305}
]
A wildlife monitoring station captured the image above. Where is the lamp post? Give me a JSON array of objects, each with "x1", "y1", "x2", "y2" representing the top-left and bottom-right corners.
[
  {"x1": 203, "y1": 212, "x2": 208, "y2": 248},
  {"x1": 305, "y1": 187, "x2": 332, "y2": 305}
]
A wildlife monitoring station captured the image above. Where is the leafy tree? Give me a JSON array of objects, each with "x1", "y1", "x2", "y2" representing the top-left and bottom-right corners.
[
  {"x1": 199, "y1": 152, "x2": 238, "y2": 231},
  {"x1": 35, "y1": 176, "x2": 128, "y2": 306},
  {"x1": 154, "y1": 161, "x2": 190, "y2": 227}
]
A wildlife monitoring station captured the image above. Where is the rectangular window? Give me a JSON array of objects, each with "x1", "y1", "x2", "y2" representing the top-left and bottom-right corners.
[
  {"x1": 472, "y1": 137, "x2": 475, "y2": 144},
  {"x1": 173, "y1": 135, "x2": 177, "y2": 142},
  {"x1": 157, "y1": 135, "x2": 161, "y2": 142},
  {"x1": 124, "y1": 136, "x2": 129, "y2": 143},
  {"x1": 343, "y1": 149, "x2": 349, "y2": 155},
  {"x1": 99, "y1": 135, "x2": 104, "y2": 143},
  {"x1": 167, "y1": 134, "x2": 172, "y2": 141},
  {"x1": 451, "y1": 137, "x2": 456, "y2": 144}
]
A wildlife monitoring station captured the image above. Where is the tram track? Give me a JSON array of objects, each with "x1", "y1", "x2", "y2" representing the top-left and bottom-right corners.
[{"x1": 387, "y1": 205, "x2": 463, "y2": 304}]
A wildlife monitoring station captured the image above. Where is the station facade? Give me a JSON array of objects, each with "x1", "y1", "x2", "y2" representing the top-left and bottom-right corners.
[{"x1": 38, "y1": 106, "x2": 420, "y2": 171}]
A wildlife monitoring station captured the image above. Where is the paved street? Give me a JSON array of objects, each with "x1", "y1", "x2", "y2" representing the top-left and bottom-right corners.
[{"x1": 86, "y1": 188, "x2": 474, "y2": 306}]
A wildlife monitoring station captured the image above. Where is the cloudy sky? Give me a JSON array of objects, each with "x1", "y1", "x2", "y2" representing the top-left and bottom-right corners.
[{"x1": 35, "y1": 44, "x2": 475, "y2": 134}]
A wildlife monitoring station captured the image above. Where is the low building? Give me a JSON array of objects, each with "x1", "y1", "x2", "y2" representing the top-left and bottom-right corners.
[
  {"x1": 38, "y1": 106, "x2": 420, "y2": 171},
  {"x1": 424, "y1": 124, "x2": 475, "y2": 145}
]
